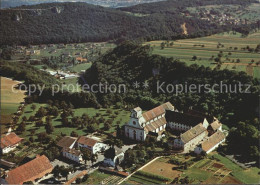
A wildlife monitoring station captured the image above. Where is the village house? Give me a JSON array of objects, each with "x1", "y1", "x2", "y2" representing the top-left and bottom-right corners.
[
  {"x1": 1, "y1": 132, "x2": 23, "y2": 154},
  {"x1": 57, "y1": 136, "x2": 77, "y2": 149},
  {"x1": 103, "y1": 146, "x2": 124, "y2": 168},
  {"x1": 173, "y1": 123, "x2": 208, "y2": 152},
  {"x1": 77, "y1": 136, "x2": 108, "y2": 154},
  {"x1": 194, "y1": 131, "x2": 226, "y2": 154},
  {"x1": 62, "y1": 147, "x2": 83, "y2": 164},
  {"x1": 124, "y1": 102, "x2": 175, "y2": 141},
  {"x1": 5, "y1": 155, "x2": 53, "y2": 185}
]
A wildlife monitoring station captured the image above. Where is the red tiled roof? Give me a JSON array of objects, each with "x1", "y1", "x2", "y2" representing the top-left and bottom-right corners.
[
  {"x1": 77, "y1": 136, "x2": 97, "y2": 147},
  {"x1": 210, "y1": 120, "x2": 222, "y2": 131},
  {"x1": 144, "y1": 117, "x2": 167, "y2": 132},
  {"x1": 6, "y1": 155, "x2": 53, "y2": 185},
  {"x1": 1, "y1": 132, "x2": 23, "y2": 149},
  {"x1": 201, "y1": 131, "x2": 225, "y2": 152},
  {"x1": 57, "y1": 136, "x2": 77, "y2": 148},
  {"x1": 180, "y1": 123, "x2": 207, "y2": 144},
  {"x1": 62, "y1": 147, "x2": 82, "y2": 157},
  {"x1": 142, "y1": 102, "x2": 174, "y2": 122}
]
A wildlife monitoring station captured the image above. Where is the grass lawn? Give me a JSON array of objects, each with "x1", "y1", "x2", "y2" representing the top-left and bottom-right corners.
[
  {"x1": 81, "y1": 170, "x2": 110, "y2": 184},
  {"x1": 212, "y1": 154, "x2": 260, "y2": 184},
  {"x1": 182, "y1": 167, "x2": 212, "y2": 182},
  {"x1": 18, "y1": 104, "x2": 130, "y2": 142},
  {"x1": 68, "y1": 63, "x2": 92, "y2": 73}
]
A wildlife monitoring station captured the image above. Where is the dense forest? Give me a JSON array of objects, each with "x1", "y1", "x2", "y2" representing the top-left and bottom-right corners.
[
  {"x1": 82, "y1": 42, "x2": 259, "y2": 162},
  {"x1": 0, "y1": 0, "x2": 248, "y2": 46}
]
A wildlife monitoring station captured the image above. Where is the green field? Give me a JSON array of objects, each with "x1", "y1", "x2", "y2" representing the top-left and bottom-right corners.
[
  {"x1": 212, "y1": 154, "x2": 260, "y2": 184},
  {"x1": 68, "y1": 63, "x2": 92, "y2": 73},
  {"x1": 81, "y1": 170, "x2": 110, "y2": 184},
  {"x1": 145, "y1": 32, "x2": 260, "y2": 78}
]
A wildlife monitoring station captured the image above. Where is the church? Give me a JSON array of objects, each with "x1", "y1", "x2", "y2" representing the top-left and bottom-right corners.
[{"x1": 124, "y1": 102, "x2": 175, "y2": 141}]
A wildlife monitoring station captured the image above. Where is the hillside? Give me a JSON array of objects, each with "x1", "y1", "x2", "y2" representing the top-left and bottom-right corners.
[
  {"x1": 1, "y1": 0, "x2": 165, "y2": 9},
  {"x1": 0, "y1": 2, "x2": 222, "y2": 46}
]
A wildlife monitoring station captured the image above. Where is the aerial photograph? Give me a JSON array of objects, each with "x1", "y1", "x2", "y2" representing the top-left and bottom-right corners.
[{"x1": 0, "y1": 0, "x2": 259, "y2": 184}]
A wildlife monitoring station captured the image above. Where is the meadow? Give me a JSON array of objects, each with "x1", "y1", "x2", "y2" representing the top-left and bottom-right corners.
[
  {"x1": 145, "y1": 32, "x2": 260, "y2": 79},
  {"x1": 1, "y1": 77, "x2": 26, "y2": 134},
  {"x1": 17, "y1": 103, "x2": 130, "y2": 142}
]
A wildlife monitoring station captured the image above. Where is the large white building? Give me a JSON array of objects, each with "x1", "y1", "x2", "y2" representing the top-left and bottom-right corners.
[
  {"x1": 194, "y1": 131, "x2": 226, "y2": 154},
  {"x1": 124, "y1": 102, "x2": 175, "y2": 141},
  {"x1": 173, "y1": 123, "x2": 208, "y2": 152},
  {"x1": 77, "y1": 136, "x2": 108, "y2": 154},
  {"x1": 166, "y1": 111, "x2": 209, "y2": 131}
]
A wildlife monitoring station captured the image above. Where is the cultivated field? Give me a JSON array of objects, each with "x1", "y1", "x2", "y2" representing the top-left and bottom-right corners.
[
  {"x1": 145, "y1": 32, "x2": 260, "y2": 78},
  {"x1": 1, "y1": 77, "x2": 26, "y2": 134},
  {"x1": 142, "y1": 160, "x2": 182, "y2": 179},
  {"x1": 128, "y1": 153, "x2": 260, "y2": 184}
]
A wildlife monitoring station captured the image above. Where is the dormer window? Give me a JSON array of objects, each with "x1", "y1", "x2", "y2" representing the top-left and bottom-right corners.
[{"x1": 133, "y1": 121, "x2": 136, "y2": 125}]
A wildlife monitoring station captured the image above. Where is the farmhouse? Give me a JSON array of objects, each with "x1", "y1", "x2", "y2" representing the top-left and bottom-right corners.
[
  {"x1": 62, "y1": 147, "x2": 83, "y2": 163},
  {"x1": 57, "y1": 136, "x2": 77, "y2": 149},
  {"x1": 1, "y1": 132, "x2": 23, "y2": 154},
  {"x1": 194, "y1": 131, "x2": 226, "y2": 154},
  {"x1": 5, "y1": 155, "x2": 53, "y2": 185},
  {"x1": 173, "y1": 123, "x2": 208, "y2": 152},
  {"x1": 77, "y1": 136, "x2": 108, "y2": 154},
  {"x1": 124, "y1": 102, "x2": 175, "y2": 141},
  {"x1": 166, "y1": 111, "x2": 209, "y2": 131}
]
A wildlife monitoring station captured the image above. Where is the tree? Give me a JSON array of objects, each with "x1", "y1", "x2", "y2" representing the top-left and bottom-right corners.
[
  {"x1": 70, "y1": 131, "x2": 78, "y2": 137},
  {"x1": 76, "y1": 178, "x2": 82, "y2": 184},
  {"x1": 192, "y1": 55, "x2": 197, "y2": 61},
  {"x1": 45, "y1": 122, "x2": 54, "y2": 134},
  {"x1": 90, "y1": 154, "x2": 98, "y2": 165},
  {"x1": 37, "y1": 132, "x2": 47, "y2": 143},
  {"x1": 81, "y1": 148, "x2": 91, "y2": 165},
  {"x1": 104, "y1": 122, "x2": 111, "y2": 130},
  {"x1": 35, "y1": 107, "x2": 47, "y2": 118},
  {"x1": 60, "y1": 167, "x2": 70, "y2": 181},
  {"x1": 160, "y1": 42, "x2": 165, "y2": 50},
  {"x1": 17, "y1": 121, "x2": 26, "y2": 132},
  {"x1": 31, "y1": 104, "x2": 36, "y2": 111},
  {"x1": 53, "y1": 165, "x2": 60, "y2": 179}
]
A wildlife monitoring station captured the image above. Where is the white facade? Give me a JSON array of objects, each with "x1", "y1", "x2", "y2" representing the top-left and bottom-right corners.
[
  {"x1": 194, "y1": 137, "x2": 226, "y2": 154},
  {"x1": 1, "y1": 143, "x2": 19, "y2": 154},
  {"x1": 62, "y1": 151, "x2": 83, "y2": 163},
  {"x1": 174, "y1": 131, "x2": 207, "y2": 152},
  {"x1": 78, "y1": 142, "x2": 108, "y2": 154},
  {"x1": 124, "y1": 109, "x2": 147, "y2": 141}
]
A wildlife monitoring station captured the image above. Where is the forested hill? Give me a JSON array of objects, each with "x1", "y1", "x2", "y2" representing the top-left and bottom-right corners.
[
  {"x1": 119, "y1": 0, "x2": 257, "y2": 14},
  {"x1": 0, "y1": 2, "x2": 222, "y2": 46}
]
